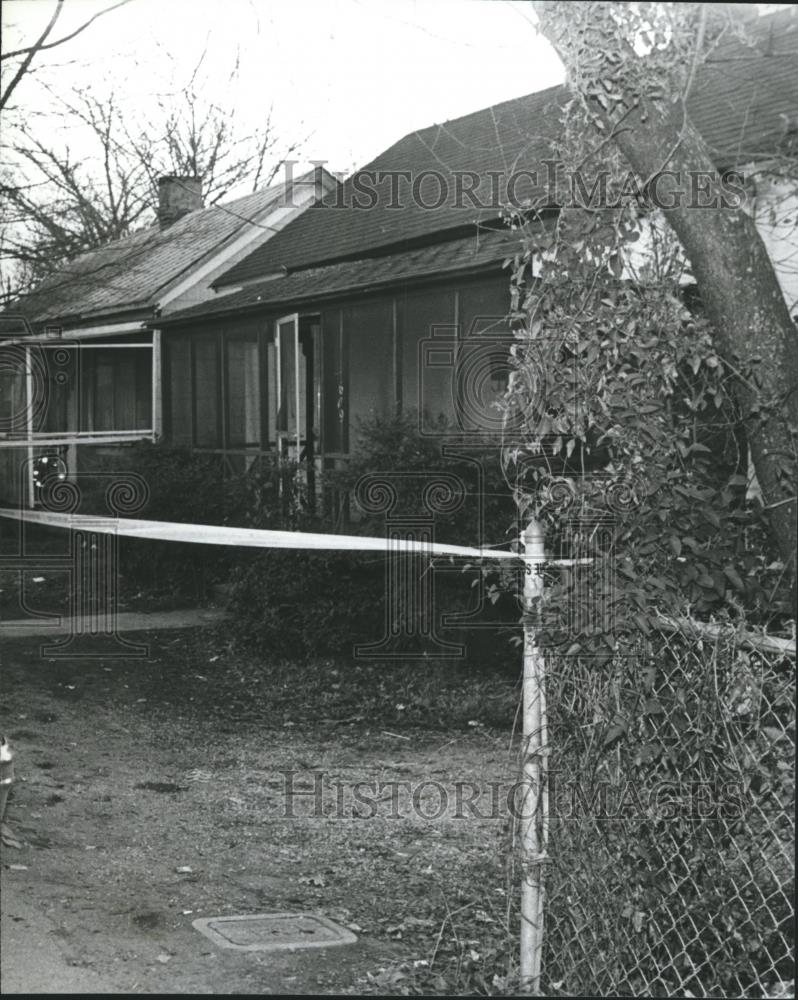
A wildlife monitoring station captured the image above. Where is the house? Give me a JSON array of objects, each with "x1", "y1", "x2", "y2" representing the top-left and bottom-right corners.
[
  {"x1": 0, "y1": 167, "x2": 337, "y2": 506},
  {"x1": 144, "y1": 7, "x2": 796, "y2": 505},
  {"x1": 3, "y1": 8, "x2": 796, "y2": 511}
]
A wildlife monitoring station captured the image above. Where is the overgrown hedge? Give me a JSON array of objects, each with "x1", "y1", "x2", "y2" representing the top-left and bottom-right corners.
[
  {"x1": 70, "y1": 417, "x2": 523, "y2": 665},
  {"x1": 230, "y1": 413, "x2": 521, "y2": 665}
]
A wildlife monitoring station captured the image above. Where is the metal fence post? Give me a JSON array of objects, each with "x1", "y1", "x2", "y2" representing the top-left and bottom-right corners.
[{"x1": 520, "y1": 517, "x2": 548, "y2": 995}]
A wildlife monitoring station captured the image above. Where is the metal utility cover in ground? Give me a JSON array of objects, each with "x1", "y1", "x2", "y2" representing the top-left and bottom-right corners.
[{"x1": 192, "y1": 913, "x2": 358, "y2": 952}]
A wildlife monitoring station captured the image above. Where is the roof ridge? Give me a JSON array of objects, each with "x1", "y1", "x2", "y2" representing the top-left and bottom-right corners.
[
  {"x1": 373, "y1": 7, "x2": 795, "y2": 164},
  {"x1": 404, "y1": 82, "x2": 566, "y2": 148}
]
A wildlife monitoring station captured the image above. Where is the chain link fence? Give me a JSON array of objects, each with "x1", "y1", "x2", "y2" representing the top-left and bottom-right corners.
[{"x1": 536, "y1": 626, "x2": 794, "y2": 998}]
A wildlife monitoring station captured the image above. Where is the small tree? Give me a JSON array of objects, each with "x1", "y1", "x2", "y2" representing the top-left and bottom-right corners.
[{"x1": 1, "y1": 58, "x2": 302, "y2": 299}]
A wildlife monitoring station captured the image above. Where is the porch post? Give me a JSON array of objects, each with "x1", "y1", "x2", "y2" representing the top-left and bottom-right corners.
[
  {"x1": 152, "y1": 329, "x2": 163, "y2": 441},
  {"x1": 25, "y1": 345, "x2": 34, "y2": 509}
]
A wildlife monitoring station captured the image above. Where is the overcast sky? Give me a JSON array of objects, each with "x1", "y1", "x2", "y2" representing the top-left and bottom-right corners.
[{"x1": 2, "y1": 0, "x2": 565, "y2": 179}]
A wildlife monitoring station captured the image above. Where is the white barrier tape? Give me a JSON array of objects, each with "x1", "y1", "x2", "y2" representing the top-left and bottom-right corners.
[{"x1": 0, "y1": 507, "x2": 522, "y2": 562}]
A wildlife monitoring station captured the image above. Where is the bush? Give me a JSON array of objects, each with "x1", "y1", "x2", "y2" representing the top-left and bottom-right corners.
[
  {"x1": 76, "y1": 444, "x2": 286, "y2": 601},
  {"x1": 230, "y1": 412, "x2": 522, "y2": 667}
]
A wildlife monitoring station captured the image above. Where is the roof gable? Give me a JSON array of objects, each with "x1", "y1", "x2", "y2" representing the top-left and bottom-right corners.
[{"x1": 8, "y1": 172, "x2": 327, "y2": 328}]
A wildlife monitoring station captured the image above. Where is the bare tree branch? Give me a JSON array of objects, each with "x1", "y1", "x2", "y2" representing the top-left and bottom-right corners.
[
  {"x1": 0, "y1": 0, "x2": 63, "y2": 110},
  {"x1": 1, "y1": 0, "x2": 132, "y2": 62},
  {"x1": 1, "y1": 58, "x2": 304, "y2": 299}
]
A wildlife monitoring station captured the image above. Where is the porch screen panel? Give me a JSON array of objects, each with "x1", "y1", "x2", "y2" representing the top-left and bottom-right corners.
[
  {"x1": 227, "y1": 337, "x2": 260, "y2": 447},
  {"x1": 307, "y1": 321, "x2": 321, "y2": 451},
  {"x1": 166, "y1": 336, "x2": 192, "y2": 446},
  {"x1": 345, "y1": 298, "x2": 393, "y2": 435},
  {"x1": 321, "y1": 308, "x2": 346, "y2": 453},
  {"x1": 112, "y1": 351, "x2": 136, "y2": 430},
  {"x1": 457, "y1": 278, "x2": 513, "y2": 436},
  {"x1": 133, "y1": 349, "x2": 153, "y2": 429},
  {"x1": 41, "y1": 346, "x2": 77, "y2": 433},
  {"x1": 93, "y1": 352, "x2": 115, "y2": 431},
  {"x1": 0, "y1": 348, "x2": 30, "y2": 435},
  {"x1": 276, "y1": 320, "x2": 298, "y2": 437},
  {"x1": 397, "y1": 287, "x2": 456, "y2": 422},
  {"x1": 76, "y1": 347, "x2": 152, "y2": 433},
  {"x1": 193, "y1": 333, "x2": 220, "y2": 447}
]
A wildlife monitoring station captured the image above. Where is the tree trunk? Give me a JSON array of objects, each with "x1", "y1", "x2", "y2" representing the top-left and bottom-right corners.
[{"x1": 533, "y1": 1, "x2": 798, "y2": 587}]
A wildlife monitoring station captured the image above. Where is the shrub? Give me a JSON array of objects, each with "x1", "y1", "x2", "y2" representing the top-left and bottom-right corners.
[
  {"x1": 77, "y1": 444, "x2": 286, "y2": 601},
  {"x1": 230, "y1": 412, "x2": 522, "y2": 667}
]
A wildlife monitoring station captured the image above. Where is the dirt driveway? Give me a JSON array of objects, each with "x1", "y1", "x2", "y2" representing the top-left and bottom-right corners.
[{"x1": 1, "y1": 630, "x2": 516, "y2": 994}]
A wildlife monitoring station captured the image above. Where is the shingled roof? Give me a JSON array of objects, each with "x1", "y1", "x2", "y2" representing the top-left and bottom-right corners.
[
  {"x1": 160, "y1": 228, "x2": 520, "y2": 326},
  {"x1": 8, "y1": 179, "x2": 303, "y2": 328},
  {"x1": 216, "y1": 8, "x2": 798, "y2": 289}
]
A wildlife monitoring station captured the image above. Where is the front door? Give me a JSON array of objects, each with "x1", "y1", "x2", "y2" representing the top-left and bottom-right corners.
[
  {"x1": 275, "y1": 313, "x2": 304, "y2": 460},
  {"x1": 274, "y1": 313, "x2": 322, "y2": 465}
]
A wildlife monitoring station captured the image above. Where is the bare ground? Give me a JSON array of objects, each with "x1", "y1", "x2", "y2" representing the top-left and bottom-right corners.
[{"x1": 1, "y1": 630, "x2": 518, "y2": 995}]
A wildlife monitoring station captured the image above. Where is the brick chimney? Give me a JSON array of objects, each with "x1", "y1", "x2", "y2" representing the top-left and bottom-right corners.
[{"x1": 158, "y1": 175, "x2": 203, "y2": 229}]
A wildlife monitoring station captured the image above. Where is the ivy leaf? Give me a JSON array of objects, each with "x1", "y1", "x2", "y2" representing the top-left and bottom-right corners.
[
  {"x1": 723, "y1": 566, "x2": 745, "y2": 592},
  {"x1": 641, "y1": 664, "x2": 656, "y2": 691},
  {"x1": 602, "y1": 719, "x2": 628, "y2": 747}
]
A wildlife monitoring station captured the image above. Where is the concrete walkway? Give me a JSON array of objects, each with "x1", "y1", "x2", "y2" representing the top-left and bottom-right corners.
[
  {"x1": 0, "y1": 608, "x2": 228, "y2": 638},
  {"x1": 1, "y1": 879, "x2": 118, "y2": 994}
]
